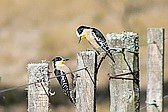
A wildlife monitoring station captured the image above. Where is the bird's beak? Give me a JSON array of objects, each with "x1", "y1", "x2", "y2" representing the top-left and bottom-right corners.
[
  {"x1": 63, "y1": 58, "x2": 69, "y2": 61},
  {"x1": 78, "y1": 35, "x2": 86, "y2": 44},
  {"x1": 61, "y1": 58, "x2": 69, "y2": 64}
]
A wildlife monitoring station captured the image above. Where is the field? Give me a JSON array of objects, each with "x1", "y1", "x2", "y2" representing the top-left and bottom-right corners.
[{"x1": 0, "y1": 0, "x2": 168, "y2": 111}]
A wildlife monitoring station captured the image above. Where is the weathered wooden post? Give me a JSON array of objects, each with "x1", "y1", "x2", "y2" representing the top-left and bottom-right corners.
[
  {"x1": 106, "y1": 32, "x2": 140, "y2": 112},
  {"x1": 146, "y1": 28, "x2": 164, "y2": 112},
  {"x1": 27, "y1": 62, "x2": 49, "y2": 112},
  {"x1": 75, "y1": 50, "x2": 97, "y2": 112}
]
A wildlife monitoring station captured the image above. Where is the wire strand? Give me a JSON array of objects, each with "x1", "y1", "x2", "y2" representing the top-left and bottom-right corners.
[
  {"x1": 140, "y1": 95, "x2": 168, "y2": 111},
  {"x1": 1, "y1": 66, "x2": 168, "y2": 111},
  {"x1": 0, "y1": 67, "x2": 87, "y2": 94}
]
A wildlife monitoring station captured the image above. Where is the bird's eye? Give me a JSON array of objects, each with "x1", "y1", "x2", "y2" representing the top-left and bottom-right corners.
[{"x1": 55, "y1": 57, "x2": 62, "y2": 61}]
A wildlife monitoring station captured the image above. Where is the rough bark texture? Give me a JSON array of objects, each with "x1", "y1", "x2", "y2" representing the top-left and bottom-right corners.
[
  {"x1": 27, "y1": 63, "x2": 49, "y2": 112},
  {"x1": 106, "y1": 32, "x2": 140, "y2": 112},
  {"x1": 147, "y1": 28, "x2": 164, "y2": 112},
  {"x1": 76, "y1": 50, "x2": 97, "y2": 112}
]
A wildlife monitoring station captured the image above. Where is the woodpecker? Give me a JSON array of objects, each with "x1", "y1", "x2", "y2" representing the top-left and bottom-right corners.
[
  {"x1": 76, "y1": 25, "x2": 115, "y2": 63},
  {"x1": 52, "y1": 56, "x2": 75, "y2": 104}
]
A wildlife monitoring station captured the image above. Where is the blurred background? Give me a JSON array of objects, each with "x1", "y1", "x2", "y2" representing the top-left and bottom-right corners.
[{"x1": 0, "y1": 0, "x2": 168, "y2": 111}]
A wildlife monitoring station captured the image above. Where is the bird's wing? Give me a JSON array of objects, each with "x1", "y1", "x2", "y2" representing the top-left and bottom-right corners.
[
  {"x1": 91, "y1": 28, "x2": 115, "y2": 63},
  {"x1": 91, "y1": 28, "x2": 110, "y2": 51},
  {"x1": 55, "y1": 69, "x2": 70, "y2": 96},
  {"x1": 54, "y1": 69, "x2": 75, "y2": 104},
  {"x1": 91, "y1": 28, "x2": 106, "y2": 43}
]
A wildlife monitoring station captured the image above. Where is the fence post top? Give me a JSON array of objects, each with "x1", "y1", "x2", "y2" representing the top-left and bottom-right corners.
[
  {"x1": 106, "y1": 32, "x2": 138, "y2": 40},
  {"x1": 27, "y1": 62, "x2": 49, "y2": 67},
  {"x1": 77, "y1": 50, "x2": 96, "y2": 55}
]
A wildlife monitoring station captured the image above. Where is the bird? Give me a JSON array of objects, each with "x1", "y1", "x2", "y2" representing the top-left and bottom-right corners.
[
  {"x1": 52, "y1": 56, "x2": 75, "y2": 104},
  {"x1": 76, "y1": 25, "x2": 115, "y2": 63}
]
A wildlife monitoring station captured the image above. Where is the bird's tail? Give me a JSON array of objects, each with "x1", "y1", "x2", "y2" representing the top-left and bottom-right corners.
[
  {"x1": 101, "y1": 44, "x2": 115, "y2": 63},
  {"x1": 68, "y1": 90, "x2": 76, "y2": 105},
  {"x1": 69, "y1": 95, "x2": 75, "y2": 105},
  {"x1": 105, "y1": 50, "x2": 115, "y2": 63}
]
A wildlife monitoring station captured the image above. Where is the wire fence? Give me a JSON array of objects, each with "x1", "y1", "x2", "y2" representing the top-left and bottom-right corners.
[
  {"x1": 0, "y1": 67, "x2": 87, "y2": 94},
  {"x1": 0, "y1": 65, "x2": 167, "y2": 111},
  {"x1": 0, "y1": 31, "x2": 167, "y2": 111}
]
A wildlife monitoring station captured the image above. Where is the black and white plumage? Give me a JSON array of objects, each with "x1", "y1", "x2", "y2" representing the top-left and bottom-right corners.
[
  {"x1": 76, "y1": 25, "x2": 115, "y2": 63},
  {"x1": 52, "y1": 56, "x2": 75, "y2": 104}
]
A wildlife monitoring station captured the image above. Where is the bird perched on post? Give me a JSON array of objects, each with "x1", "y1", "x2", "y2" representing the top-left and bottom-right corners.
[
  {"x1": 52, "y1": 56, "x2": 75, "y2": 104},
  {"x1": 76, "y1": 25, "x2": 115, "y2": 63}
]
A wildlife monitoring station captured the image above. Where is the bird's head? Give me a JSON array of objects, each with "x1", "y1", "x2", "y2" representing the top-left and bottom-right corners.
[
  {"x1": 76, "y1": 25, "x2": 91, "y2": 43},
  {"x1": 52, "y1": 56, "x2": 69, "y2": 68}
]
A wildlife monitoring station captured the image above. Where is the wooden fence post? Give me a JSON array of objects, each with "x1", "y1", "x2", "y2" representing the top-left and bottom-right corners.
[
  {"x1": 27, "y1": 62, "x2": 49, "y2": 112},
  {"x1": 146, "y1": 28, "x2": 164, "y2": 112},
  {"x1": 75, "y1": 50, "x2": 97, "y2": 112},
  {"x1": 106, "y1": 32, "x2": 140, "y2": 112}
]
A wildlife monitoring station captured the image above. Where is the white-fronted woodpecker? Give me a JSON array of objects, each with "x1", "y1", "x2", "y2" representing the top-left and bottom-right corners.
[
  {"x1": 76, "y1": 25, "x2": 115, "y2": 63},
  {"x1": 52, "y1": 56, "x2": 75, "y2": 104}
]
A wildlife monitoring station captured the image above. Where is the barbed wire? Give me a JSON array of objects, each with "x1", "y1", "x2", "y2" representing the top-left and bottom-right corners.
[
  {"x1": 140, "y1": 95, "x2": 168, "y2": 111},
  {"x1": 0, "y1": 66, "x2": 168, "y2": 111},
  {"x1": 0, "y1": 67, "x2": 87, "y2": 94}
]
